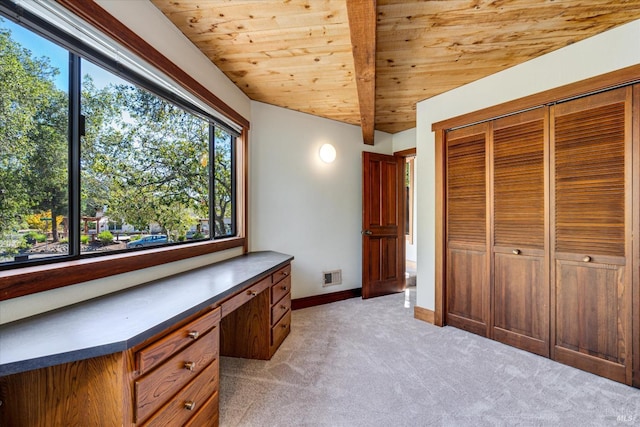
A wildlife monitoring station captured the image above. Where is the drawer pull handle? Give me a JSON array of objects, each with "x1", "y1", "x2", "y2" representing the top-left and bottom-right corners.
[
  {"x1": 282, "y1": 286, "x2": 288, "y2": 291},
  {"x1": 187, "y1": 331, "x2": 199, "y2": 340},
  {"x1": 281, "y1": 324, "x2": 288, "y2": 329},
  {"x1": 184, "y1": 361, "x2": 196, "y2": 371},
  {"x1": 512, "y1": 249, "x2": 520, "y2": 255},
  {"x1": 583, "y1": 256, "x2": 592, "y2": 263},
  {"x1": 184, "y1": 401, "x2": 196, "y2": 411},
  {"x1": 248, "y1": 290, "x2": 258, "y2": 296},
  {"x1": 281, "y1": 305, "x2": 287, "y2": 310},
  {"x1": 283, "y1": 271, "x2": 289, "y2": 276}
]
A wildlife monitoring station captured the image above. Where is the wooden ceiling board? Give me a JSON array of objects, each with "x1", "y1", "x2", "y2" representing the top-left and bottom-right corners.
[
  {"x1": 375, "y1": 0, "x2": 640, "y2": 133},
  {"x1": 152, "y1": 0, "x2": 359, "y2": 127},
  {"x1": 187, "y1": 26, "x2": 352, "y2": 51},
  {"x1": 152, "y1": 0, "x2": 640, "y2": 137}
]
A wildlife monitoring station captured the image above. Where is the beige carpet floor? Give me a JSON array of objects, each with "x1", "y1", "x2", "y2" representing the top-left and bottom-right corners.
[{"x1": 219, "y1": 288, "x2": 639, "y2": 426}]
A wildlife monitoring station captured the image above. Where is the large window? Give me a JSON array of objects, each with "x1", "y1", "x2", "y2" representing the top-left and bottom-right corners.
[{"x1": 0, "y1": 10, "x2": 239, "y2": 268}]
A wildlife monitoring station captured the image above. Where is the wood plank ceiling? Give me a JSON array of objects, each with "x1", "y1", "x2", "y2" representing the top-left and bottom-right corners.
[{"x1": 151, "y1": 0, "x2": 640, "y2": 139}]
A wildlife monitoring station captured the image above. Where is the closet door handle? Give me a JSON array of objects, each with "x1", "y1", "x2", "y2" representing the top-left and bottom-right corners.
[
  {"x1": 512, "y1": 249, "x2": 521, "y2": 255},
  {"x1": 583, "y1": 256, "x2": 591, "y2": 263}
]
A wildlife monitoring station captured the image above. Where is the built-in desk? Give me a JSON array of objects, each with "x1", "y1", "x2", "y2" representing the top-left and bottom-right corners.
[{"x1": 0, "y1": 250, "x2": 293, "y2": 426}]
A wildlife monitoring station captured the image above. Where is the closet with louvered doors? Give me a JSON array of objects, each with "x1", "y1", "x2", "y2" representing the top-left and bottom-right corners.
[
  {"x1": 551, "y1": 87, "x2": 633, "y2": 384},
  {"x1": 445, "y1": 122, "x2": 490, "y2": 337},
  {"x1": 491, "y1": 108, "x2": 550, "y2": 357}
]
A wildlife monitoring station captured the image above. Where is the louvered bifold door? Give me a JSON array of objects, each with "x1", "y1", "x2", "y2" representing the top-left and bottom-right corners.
[
  {"x1": 446, "y1": 123, "x2": 489, "y2": 337},
  {"x1": 551, "y1": 87, "x2": 632, "y2": 384},
  {"x1": 492, "y1": 108, "x2": 549, "y2": 357}
]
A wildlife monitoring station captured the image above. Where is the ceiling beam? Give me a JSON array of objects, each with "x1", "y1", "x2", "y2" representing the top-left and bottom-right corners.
[{"x1": 346, "y1": 0, "x2": 376, "y2": 145}]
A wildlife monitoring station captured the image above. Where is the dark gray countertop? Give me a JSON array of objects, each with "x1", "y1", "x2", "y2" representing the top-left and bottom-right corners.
[{"x1": 0, "y1": 251, "x2": 293, "y2": 376}]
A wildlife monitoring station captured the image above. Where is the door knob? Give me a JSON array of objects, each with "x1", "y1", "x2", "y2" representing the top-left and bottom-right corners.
[{"x1": 362, "y1": 230, "x2": 372, "y2": 235}]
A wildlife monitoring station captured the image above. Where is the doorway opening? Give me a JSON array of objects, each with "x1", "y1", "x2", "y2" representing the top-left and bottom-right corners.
[{"x1": 397, "y1": 148, "x2": 417, "y2": 307}]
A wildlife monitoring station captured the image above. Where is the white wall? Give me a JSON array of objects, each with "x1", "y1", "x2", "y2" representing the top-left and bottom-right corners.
[
  {"x1": 249, "y1": 101, "x2": 393, "y2": 299},
  {"x1": 392, "y1": 127, "x2": 416, "y2": 153},
  {"x1": 416, "y1": 19, "x2": 640, "y2": 310}
]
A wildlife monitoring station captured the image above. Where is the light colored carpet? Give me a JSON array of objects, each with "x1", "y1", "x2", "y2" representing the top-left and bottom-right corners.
[{"x1": 219, "y1": 288, "x2": 639, "y2": 426}]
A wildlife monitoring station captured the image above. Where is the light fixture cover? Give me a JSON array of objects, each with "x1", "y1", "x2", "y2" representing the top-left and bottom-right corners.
[{"x1": 319, "y1": 143, "x2": 336, "y2": 163}]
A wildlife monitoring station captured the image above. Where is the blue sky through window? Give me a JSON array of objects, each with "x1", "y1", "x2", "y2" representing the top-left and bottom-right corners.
[
  {"x1": 1, "y1": 17, "x2": 68, "y2": 90},
  {"x1": 1, "y1": 17, "x2": 125, "y2": 91}
]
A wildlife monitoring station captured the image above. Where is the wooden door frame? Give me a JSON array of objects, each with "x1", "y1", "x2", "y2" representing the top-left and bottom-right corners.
[
  {"x1": 395, "y1": 148, "x2": 417, "y2": 246},
  {"x1": 633, "y1": 84, "x2": 640, "y2": 388},
  {"x1": 434, "y1": 129, "x2": 447, "y2": 326}
]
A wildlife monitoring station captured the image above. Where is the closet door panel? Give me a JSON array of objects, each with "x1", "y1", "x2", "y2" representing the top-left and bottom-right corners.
[
  {"x1": 447, "y1": 131, "x2": 486, "y2": 244},
  {"x1": 447, "y1": 245, "x2": 487, "y2": 336},
  {"x1": 493, "y1": 110, "x2": 545, "y2": 250},
  {"x1": 492, "y1": 109, "x2": 548, "y2": 355},
  {"x1": 551, "y1": 87, "x2": 632, "y2": 384},
  {"x1": 446, "y1": 123, "x2": 489, "y2": 335},
  {"x1": 554, "y1": 260, "x2": 628, "y2": 383},
  {"x1": 493, "y1": 252, "x2": 548, "y2": 356}
]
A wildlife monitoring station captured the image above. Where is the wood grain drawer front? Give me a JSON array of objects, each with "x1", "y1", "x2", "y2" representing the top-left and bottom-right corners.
[
  {"x1": 271, "y1": 275, "x2": 291, "y2": 305},
  {"x1": 272, "y1": 264, "x2": 291, "y2": 285},
  {"x1": 221, "y1": 276, "x2": 271, "y2": 318},
  {"x1": 137, "y1": 308, "x2": 221, "y2": 374},
  {"x1": 142, "y1": 358, "x2": 219, "y2": 427},
  {"x1": 184, "y1": 390, "x2": 219, "y2": 427},
  {"x1": 271, "y1": 292, "x2": 291, "y2": 325},
  {"x1": 272, "y1": 309, "x2": 291, "y2": 349},
  {"x1": 135, "y1": 329, "x2": 219, "y2": 423}
]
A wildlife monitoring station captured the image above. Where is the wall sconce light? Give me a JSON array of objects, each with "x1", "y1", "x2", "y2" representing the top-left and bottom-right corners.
[{"x1": 319, "y1": 143, "x2": 336, "y2": 163}]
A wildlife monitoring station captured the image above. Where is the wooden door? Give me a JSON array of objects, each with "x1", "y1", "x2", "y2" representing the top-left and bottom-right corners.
[
  {"x1": 491, "y1": 109, "x2": 549, "y2": 356},
  {"x1": 445, "y1": 123, "x2": 489, "y2": 336},
  {"x1": 551, "y1": 87, "x2": 632, "y2": 384},
  {"x1": 362, "y1": 152, "x2": 405, "y2": 299}
]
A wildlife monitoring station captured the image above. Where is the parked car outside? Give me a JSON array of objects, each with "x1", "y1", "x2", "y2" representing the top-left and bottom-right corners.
[{"x1": 126, "y1": 234, "x2": 168, "y2": 249}]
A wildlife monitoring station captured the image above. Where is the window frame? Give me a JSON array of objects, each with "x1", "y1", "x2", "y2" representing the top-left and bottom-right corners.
[{"x1": 0, "y1": 0, "x2": 249, "y2": 301}]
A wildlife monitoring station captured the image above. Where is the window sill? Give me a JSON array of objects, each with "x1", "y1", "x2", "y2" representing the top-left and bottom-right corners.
[{"x1": 0, "y1": 237, "x2": 245, "y2": 301}]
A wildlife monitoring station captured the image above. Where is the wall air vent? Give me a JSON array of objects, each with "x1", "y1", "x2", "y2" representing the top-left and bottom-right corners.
[{"x1": 322, "y1": 270, "x2": 342, "y2": 287}]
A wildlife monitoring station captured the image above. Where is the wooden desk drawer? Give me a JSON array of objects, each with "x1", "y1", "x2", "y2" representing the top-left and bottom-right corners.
[
  {"x1": 135, "y1": 329, "x2": 218, "y2": 423},
  {"x1": 271, "y1": 309, "x2": 291, "y2": 349},
  {"x1": 137, "y1": 307, "x2": 220, "y2": 374},
  {"x1": 271, "y1": 275, "x2": 291, "y2": 305},
  {"x1": 185, "y1": 390, "x2": 219, "y2": 427},
  {"x1": 271, "y1": 292, "x2": 291, "y2": 324},
  {"x1": 272, "y1": 264, "x2": 291, "y2": 285},
  {"x1": 221, "y1": 276, "x2": 271, "y2": 318},
  {"x1": 142, "y1": 358, "x2": 218, "y2": 427}
]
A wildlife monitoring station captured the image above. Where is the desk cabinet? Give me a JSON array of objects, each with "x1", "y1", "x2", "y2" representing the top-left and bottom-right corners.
[
  {"x1": 220, "y1": 263, "x2": 292, "y2": 360},
  {"x1": 0, "y1": 306, "x2": 221, "y2": 427},
  {"x1": 0, "y1": 256, "x2": 293, "y2": 426}
]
